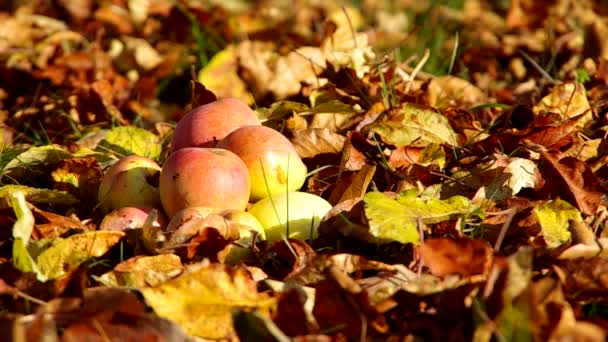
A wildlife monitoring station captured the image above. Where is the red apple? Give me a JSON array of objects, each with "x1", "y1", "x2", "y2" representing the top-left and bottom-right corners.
[
  {"x1": 99, "y1": 206, "x2": 167, "y2": 231},
  {"x1": 216, "y1": 125, "x2": 307, "y2": 201},
  {"x1": 97, "y1": 155, "x2": 161, "y2": 214},
  {"x1": 159, "y1": 147, "x2": 251, "y2": 217},
  {"x1": 170, "y1": 98, "x2": 260, "y2": 152}
]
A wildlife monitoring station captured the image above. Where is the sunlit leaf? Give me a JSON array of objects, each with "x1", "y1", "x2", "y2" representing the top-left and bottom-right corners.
[
  {"x1": 36, "y1": 231, "x2": 125, "y2": 279},
  {"x1": 198, "y1": 47, "x2": 252, "y2": 104},
  {"x1": 1, "y1": 145, "x2": 71, "y2": 178},
  {"x1": 426, "y1": 75, "x2": 487, "y2": 109},
  {"x1": 533, "y1": 82, "x2": 592, "y2": 127},
  {"x1": 0, "y1": 185, "x2": 78, "y2": 208},
  {"x1": 534, "y1": 199, "x2": 577, "y2": 248},
  {"x1": 9, "y1": 191, "x2": 46, "y2": 281},
  {"x1": 99, "y1": 254, "x2": 183, "y2": 288},
  {"x1": 290, "y1": 128, "x2": 346, "y2": 158},
  {"x1": 309, "y1": 99, "x2": 361, "y2": 131},
  {"x1": 256, "y1": 100, "x2": 310, "y2": 122},
  {"x1": 502, "y1": 158, "x2": 538, "y2": 195},
  {"x1": 363, "y1": 190, "x2": 474, "y2": 244},
  {"x1": 363, "y1": 103, "x2": 458, "y2": 147},
  {"x1": 97, "y1": 126, "x2": 162, "y2": 160},
  {"x1": 141, "y1": 262, "x2": 276, "y2": 339}
]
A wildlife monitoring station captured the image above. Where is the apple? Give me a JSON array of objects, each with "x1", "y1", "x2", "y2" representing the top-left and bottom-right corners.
[
  {"x1": 170, "y1": 98, "x2": 261, "y2": 152},
  {"x1": 99, "y1": 206, "x2": 167, "y2": 231},
  {"x1": 97, "y1": 155, "x2": 161, "y2": 214},
  {"x1": 159, "y1": 147, "x2": 251, "y2": 217},
  {"x1": 222, "y1": 210, "x2": 266, "y2": 240},
  {"x1": 222, "y1": 210, "x2": 266, "y2": 264},
  {"x1": 216, "y1": 125, "x2": 307, "y2": 201},
  {"x1": 248, "y1": 191, "x2": 332, "y2": 242}
]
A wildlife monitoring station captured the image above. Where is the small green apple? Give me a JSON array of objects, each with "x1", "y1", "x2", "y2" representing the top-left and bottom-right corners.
[
  {"x1": 248, "y1": 191, "x2": 332, "y2": 242},
  {"x1": 222, "y1": 210, "x2": 266, "y2": 264}
]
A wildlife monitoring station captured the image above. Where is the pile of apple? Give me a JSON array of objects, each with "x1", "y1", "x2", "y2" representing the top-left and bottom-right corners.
[{"x1": 97, "y1": 98, "x2": 332, "y2": 262}]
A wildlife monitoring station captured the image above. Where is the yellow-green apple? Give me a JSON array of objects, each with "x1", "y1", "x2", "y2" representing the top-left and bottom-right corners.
[
  {"x1": 221, "y1": 210, "x2": 266, "y2": 264},
  {"x1": 170, "y1": 98, "x2": 260, "y2": 152},
  {"x1": 248, "y1": 191, "x2": 332, "y2": 242},
  {"x1": 216, "y1": 125, "x2": 307, "y2": 201},
  {"x1": 97, "y1": 155, "x2": 161, "y2": 214},
  {"x1": 159, "y1": 147, "x2": 251, "y2": 217}
]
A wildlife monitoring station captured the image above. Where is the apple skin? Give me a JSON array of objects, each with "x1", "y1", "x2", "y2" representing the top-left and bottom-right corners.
[
  {"x1": 99, "y1": 206, "x2": 168, "y2": 231},
  {"x1": 216, "y1": 125, "x2": 307, "y2": 202},
  {"x1": 170, "y1": 98, "x2": 260, "y2": 153},
  {"x1": 222, "y1": 210, "x2": 265, "y2": 264},
  {"x1": 248, "y1": 191, "x2": 332, "y2": 242},
  {"x1": 97, "y1": 155, "x2": 161, "y2": 214},
  {"x1": 159, "y1": 147, "x2": 251, "y2": 217}
]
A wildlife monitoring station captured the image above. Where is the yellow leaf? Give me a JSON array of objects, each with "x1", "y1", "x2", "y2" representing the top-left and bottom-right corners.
[
  {"x1": 533, "y1": 82, "x2": 592, "y2": 127},
  {"x1": 534, "y1": 199, "x2": 577, "y2": 249},
  {"x1": 141, "y1": 262, "x2": 276, "y2": 339},
  {"x1": 99, "y1": 254, "x2": 183, "y2": 288},
  {"x1": 37, "y1": 231, "x2": 125, "y2": 279}
]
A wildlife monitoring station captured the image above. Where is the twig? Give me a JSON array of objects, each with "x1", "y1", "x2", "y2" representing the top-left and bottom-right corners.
[
  {"x1": 493, "y1": 206, "x2": 517, "y2": 252},
  {"x1": 406, "y1": 49, "x2": 430, "y2": 93}
]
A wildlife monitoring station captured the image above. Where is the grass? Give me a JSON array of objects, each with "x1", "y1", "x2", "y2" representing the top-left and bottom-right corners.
[{"x1": 398, "y1": 0, "x2": 465, "y2": 76}]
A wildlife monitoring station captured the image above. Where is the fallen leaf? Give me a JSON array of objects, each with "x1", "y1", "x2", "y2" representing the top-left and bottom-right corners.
[
  {"x1": 141, "y1": 262, "x2": 276, "y2": 339},
  {"x1": 9, "y1": 190, "x2": 44, "y2": 281},
  {"x1": 533, "y1": 199, "x2": 578, "y2": 248},
  {"x1": 363, "y1": 190, "x2": 475, "y2": 244},
  {"x1": 426, "y1": 75, "x2": 487, "y2": 109},
  {"x1": 362, "y1": 103, "x2": 458, "y2": 147},
  {"x1": 198, "y1": 47, "x2": 250, "y2": 104},
  {"x1": 533, "y1": 82, "x2": 592, "y2": 127},
  {"x1": 290, "y1": 128, "x2": 346, "y2": 159},
  {"x1": 99, "y1": 254, "x2": 183, "y2": 288},
  {"x1": 418, "y1": 238, "x2": 493, "y2": 278},
  {"x1": 36, "y1": 231, "x2": 125, "y2": 279},
  {"x1": 536, "y1": 149, "x2": 607, "y2": 216},
  {"x1": 96, "y1": 126, "x2": 162, "y2": 160},
  {"x1": 328, "y1": 163, "x2": 376, "y2": 205},
  {"x1": 19, "y1": 287, "x2": 191, "y2": 341}
]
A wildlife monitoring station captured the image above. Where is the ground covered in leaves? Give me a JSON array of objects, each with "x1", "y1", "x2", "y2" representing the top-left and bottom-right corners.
[{"x1": 1, "y1": 0, "x2": 608, "y2": 341}]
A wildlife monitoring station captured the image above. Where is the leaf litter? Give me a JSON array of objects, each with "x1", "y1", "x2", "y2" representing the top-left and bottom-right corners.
[{"x1": 1, "y1": 0, "x2": 608, "y2": 341}]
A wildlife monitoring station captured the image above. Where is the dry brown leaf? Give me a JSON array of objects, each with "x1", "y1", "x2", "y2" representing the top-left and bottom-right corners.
[
  {"x1": 426, "y1": 76, "x2": 487, "y2": 109},
  {"x1": 537, "y1": 149, "x2": 607, "y2": 216},
  {"x1": 418, "y1": 238, "x2": 493, "y2": 278},
  {"x1": 291, "y1": 128, "x2": 346, "y2": 159}
]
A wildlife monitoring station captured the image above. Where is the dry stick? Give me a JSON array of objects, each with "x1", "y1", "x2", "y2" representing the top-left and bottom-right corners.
[
  {"x1": 491, "y1": 206, "x2": 517, "y2": 252},
  {"x1": 14, "y1": 288, "x2": 47, "y2": 306},
  {"x1": 405, "y1": 49, "x2": 430, "y2": 93}
]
